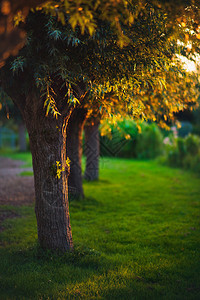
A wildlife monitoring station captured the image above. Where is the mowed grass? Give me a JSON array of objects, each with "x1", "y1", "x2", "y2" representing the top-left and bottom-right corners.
[
  {"x1": 0, "y1": 149, "x2": 33, "y2": 167},
  {"x1": 0, "y1": 153, "x2": 200, "y2": 299}
]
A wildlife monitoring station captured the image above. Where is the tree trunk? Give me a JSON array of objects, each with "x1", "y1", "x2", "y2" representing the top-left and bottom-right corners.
[
  {"x1": 23, "y1": 92, "x2": 73, "y2": 252},
  {"x1": 84, "y1": 119, "x2": 100, "y2": 181},
  {"x1": 18, "y1": 121, "x2": 27, "y2": 151},
  {"x1": 66, "y1": 107, "x2": 88, "y2": 200}
]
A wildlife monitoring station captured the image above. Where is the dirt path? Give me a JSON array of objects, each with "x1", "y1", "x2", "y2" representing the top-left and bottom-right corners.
[{"x1": 0, "y1": 157, "x2": 35, "y2": 206}]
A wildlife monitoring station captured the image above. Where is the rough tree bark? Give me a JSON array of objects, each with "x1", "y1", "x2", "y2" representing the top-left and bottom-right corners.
[
  {"x1": 20, "y1": 91, "x2": 73, "y2": 251},
  {"x1": 66, "y1": 107, "x2": 88, "y2": 200},
  {"x1": 18, "y1": 121, "x2": 26, "y2": 151},
  {"x1": 84, "y1": 118, "x2": 100, "y2": 181}
]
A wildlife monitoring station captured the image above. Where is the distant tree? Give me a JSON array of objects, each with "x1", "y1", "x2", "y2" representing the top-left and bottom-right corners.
[
  {"x1": 84, "y1": 115, "x2": 101, "y2": 182},
  {"x1": 67, "y1": 106, "x2": 88, "y2": 199}
]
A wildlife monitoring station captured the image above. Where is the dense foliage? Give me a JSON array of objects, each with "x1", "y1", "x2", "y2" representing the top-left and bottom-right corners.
[
  {"x1": 164, "y1": 134, "x2": 200, "y2": 174},
  {"x1": 2, "y1": 0, "x2": 199, "y2": 68},
  {"x1": 1, "y1": 2, "x2": 199, "y2": 123},
  {"x1": 99, "y1": 119, "x2": 164, "y2": 159},
  {"x1": 99, "y1": 117, "x2": 200, "y2": 176}
]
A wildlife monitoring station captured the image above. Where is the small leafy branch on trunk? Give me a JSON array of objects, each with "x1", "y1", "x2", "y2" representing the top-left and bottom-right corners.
[
  {"x1": 43, "y1": 81, "x2": 61, "y2": 119},
  {"x1": 50, "y1": 158, "x2": 71, "y2": 179}
]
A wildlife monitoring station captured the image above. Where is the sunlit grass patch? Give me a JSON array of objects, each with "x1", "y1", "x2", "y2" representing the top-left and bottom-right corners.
[
  {"x1": 0, "y1": 149, "x2": 32, "y2": 167},
  {"x1": 19, "y1": 171, "x2": 33, "y2": 176}
]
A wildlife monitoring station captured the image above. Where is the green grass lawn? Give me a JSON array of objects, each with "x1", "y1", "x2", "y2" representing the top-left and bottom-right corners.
[
  {"x1": 0, "y1": 153, "x2": 200, "y2": 299},
  {"x1": 0, "y1": 149, "x2": 33, "y2": 168}
]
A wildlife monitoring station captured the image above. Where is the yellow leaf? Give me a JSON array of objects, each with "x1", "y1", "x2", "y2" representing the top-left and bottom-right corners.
[
  {"x1": 185, "y1": 34, "x2": 189, "y2": 41},
  {"x1": 196, "y1": 33, "x2": 200, "y2": 39}
]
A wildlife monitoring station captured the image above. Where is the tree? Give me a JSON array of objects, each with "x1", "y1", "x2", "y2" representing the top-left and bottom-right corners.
[
  {"x1": 0, "y1": 2, "x2": 199, "y2": 252},
  {"x1": 67, "y1": 106, "x2": 88, "y2": 199},
  {"x1": 84, "y1": 115, "x2": 101, "y2": 181},
  {"x1": 46, "y1": 3, "x2": 181, "y2": 199},
  {"x1": 85, "y1": 70, "x2": 199, "y2": 181}
]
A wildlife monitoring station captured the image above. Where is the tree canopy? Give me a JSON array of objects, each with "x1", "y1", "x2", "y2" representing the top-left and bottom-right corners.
[
  {"x1": 2, "y1": 2, "x2": 199, "y2": 124},
  {"x1": 1, "y1": 0, "x2": 200, "y2": 66}
]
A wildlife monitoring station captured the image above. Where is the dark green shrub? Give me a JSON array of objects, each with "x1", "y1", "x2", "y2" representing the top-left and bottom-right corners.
[
  {"x1": 185, "y1": 134, "x2": 200, "y2": 156},
  {"x1": 165, "y1": 134, "x2": 200, "y2": 175},
  {"x1": 193, "y1": 124, "x2": 200, "y2": 136},
  {"x1": 182, "y1": 154, "x2": 194, "y2": 170},
  {"x1": 99, "y1": 119, "x2": 164, "y2": 159},
  {"x1": 99, "y1": 118, "x2": 137, "y2": 158},
  {"x1": 190, "y1": 153, "x2": 200, "y2": 174},
  {"x1": 135, "y1": 123, "x2": 164, "y2": 159},
  {"x1": 182, "y1": 153, "x2": 200, "y2": 175},
  {"x1": 167, "y1": 148, "x2": 180, "y2": 167},
  {"x1": 177, "y1": 138, "x2": 187, "y2": 159}
]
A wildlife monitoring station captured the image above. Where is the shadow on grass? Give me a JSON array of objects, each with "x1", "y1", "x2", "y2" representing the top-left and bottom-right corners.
[
  {"x1": 0, "y1": 215, "x2": 200, "y2": 299},
  {"x1": 0, "y1": 242, "x2": 106, "y2": 298},
  {"x1": 69, "y1": 196, "x2": 101, "y2": 209},
  {"x1": 83, "y1": 178, "x2": 112, "y2": 184}
]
